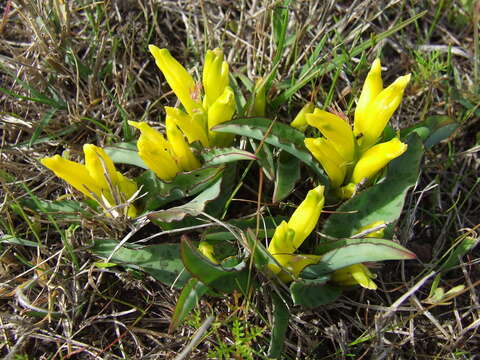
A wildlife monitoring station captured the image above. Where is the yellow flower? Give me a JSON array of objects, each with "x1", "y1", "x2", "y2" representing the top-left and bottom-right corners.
[
  {"x1": 148, "y1": 45, "x2": 236, "y2": 150},
  {"x1": 41, "y1": 144, "x2": 138, "y2": 217},
  {"x1": 149, "y1": 45, "x2": 202, "y2": 115},
  {"x1": 330, "y1": 221, "x2": 385, "y2": 290},
  {"x1": 299, "y1": 59, "x2": 410, "y2": 195},
  {"x1": 203, "y1": 48, "x2": 229, "y2": 109},
  {"x1": 267, "y1": 185, "x2": 324, "y2": 281},
  {"x1": 351, "y1": 138, "x2": 407, "y2": 184},
  {"x1": 354, "y1": 59, "x2": 411, "y2": 151},
  {"x1": 207, "y1": 86, "x2": 236, "y2": 147},
  {"x1": 290, "y1": 102, "x2": 315, "y2": 132},
  {"x1": 331, "y1": 263, "x2": 377, "y2": 290},
  {"x1": 129, "y1": 121, "x2": 181, "y2": 181},
  {"x1": 198, "y1": 241, "x2": 219, "y2": 264}
]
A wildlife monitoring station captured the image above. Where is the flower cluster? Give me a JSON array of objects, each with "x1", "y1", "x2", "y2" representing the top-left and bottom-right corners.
[
  {"x1": 293, "y1": 59, "x2": 411, "y2": 197},
  {"x1": 41, "y1": 145, "x2": 138, "y2": 217},
  {"x1": 129, "y1": 46, "x2": 236, "y2": 181}
]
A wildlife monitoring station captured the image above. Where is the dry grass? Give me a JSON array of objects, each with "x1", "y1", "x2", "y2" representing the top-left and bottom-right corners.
[{"x1": 1, "y1": 0, "x2": 479, "y2": 359}]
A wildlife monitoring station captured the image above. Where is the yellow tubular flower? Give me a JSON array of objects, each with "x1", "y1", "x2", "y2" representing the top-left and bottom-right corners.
[
  {"x1": 287, "y1": 185, "x2": 325, "y2": 249},
  {"x1": 148, "y1": 45, "x2": 202, "y2": 115},
  {"x1": 354, "y1": 58, "x2": 383, "y2": 138},
  {"x1": 198, "y1": 241, "x2": 219, "y2": 264},
  {"x1": 358, "y1": 220, "x2": 386, "y2": 238},
  {"x1": 202, "y1": 48, "x2": 229, "y2": 109},
  {"x1": 306, "y1": 109, "x2": 355, "y2": 163},
  {"x1": 351, "y1": 137, "x2": 407, "y2": 185},
  {"x1": 267, "y1": 221, "x2": 296, "y2": 276},
  {"x1": 290, "y1": 102, "x2": 315, "y2": 132},
  {"x1": 331, "y1": 264, "x2": 377, "y2": 290},
  {"x1": 41, "y1": 145, "x2": 138, "y2": 217},
  {"x1": 277, "y1": 254, "x2": 322, "y2": 283},
  {"x1": 165, "y1": 115, "x2": 201, "y2": 171},
  {"x1": 129, "y1": 121, "x2": 181, "y2": 181},
  {"x1": 165, "y1": 107, "x2": 210, "y2": 147},
  {"x1": 207, "y1": 86, "x2": 236, "y2": 147},
  {"x1": 252, "y1": 78, "x2": 267, "y2": 117},
  {"x1": 358, "y1": 74, "x2": 411, "y2": 151},
  {"x1": 305, "y1": 138, "x2": 346, "y2": 188}
]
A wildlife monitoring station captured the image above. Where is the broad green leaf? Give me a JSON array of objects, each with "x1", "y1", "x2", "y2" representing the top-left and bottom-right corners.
[
  {"x1": 268, "y1": 293, "x2": 289, "y2": 359},
  {"x1": 290, "y1": 279, "x2": 341, "y2": 308},
  {"x1": 92, "y1": 239, "x2": 190, "y2": 288},
  {"x1": 0, "y1": 235, "x2": 42, "y2": 248},
  {"x1": 273, "y1": 151, "x2": 301, "y2": 202},
  {"x1": 181, "y1": 238, "x2": 250, "y2": 293},
  {"x1": 148, "y1": 178, "x2": 222, "y2": 223},
  {"x1": 104, "y1": 142, "x2": 147, "y2": 169},
  {"x1": 438, "y1": 236, "x2": 478, "y2": 272},
  {"x1": 322, "y1": 135, "x2": 423, "y2": 238},
  {"x1": 315, "y1": 238, "x2": 415, "y2": 256},
  {"x1": 21, "y1": 199, "x2": 92, "y2": 221},
  {"x1": 200, "y1": 147, "x2": 256, "y2": 166},
  {"x1": 202, "y1": 216, "x2": 285, "y2": 241},
  {"x1": 249, "y1": 139, "x2": 275, "y2": 181},
  {"x1": 401, "y1": 115, "x2": 459, "y2": 149},
  {"x1": 302, "y1": 242, "x2": 416, "y2": 279},
  {"x1": 170, "y1": 278, "x2": 209, "y2": 332},
  {"x1": 214, "y1": 118, "x2": 327, "y2": 183},
  {"x1": 136, "y1": 165, "x2": 224, "y2": 211}
]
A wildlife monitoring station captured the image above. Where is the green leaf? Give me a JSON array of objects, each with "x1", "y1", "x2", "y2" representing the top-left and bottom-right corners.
[
  {"x1": 213, "y1": 118, "x2": 327, "y2": 183},
  {"x1": 0, "y1": 235, "x2": 42, "y2": 248},
  {"x1": 104, "y1": 142, "x2": 148, "y2": 169},
  {"x1": 136, "y1": 165, "x2": 224, "y2": 211},
  {"x1": 92, "y1": 239, "x2": 190, "y2": 288},
  {"x1": 290, "y1": 279, "x2": 341, "y2": 308},
  {"x1": 180, "y1": 238, "x2": 250, "y2": 294},
  {"x1": 322, "y1": 135, "x2": 423, "y2": 238},
  {"x1": 21, "y1": 199, "x2": 92, "y2": 221},
  {"x1": 438, "y1": 236, "x2": 478, "y2": 272},
  {"x1": 302, "y1": 241, "x2": 416, "y2": 279},
  {"x1": 273, "y1": 151, "x2": 301, "y2": 202},
  {"x1": 148, "y1": 178, "x2": 222, "y2": 223},
  {"x1": 170, "y1": 278, "x2": 209, "y2": 332},
  {"x1": 202, "y1": 216, "x2": 285, "y2": 241},
  {"x1": 315, "y1": 238, "x2": 415, "y2": 256},
  {"x1": 249, "y1": 139, "x2": 276, "y2": 181},
  {"x1": 200, "y1": 147, "x2": 256, "y2": 167},
  {"x1": 268, "y1": 293, "x2": 289, "y2": 359},
  {"x1": 29, "y1": 108, "x2": 58, "y2": 147},
  {"x1": 401, "y1": 115, "x2": 459, "y2": 149}
]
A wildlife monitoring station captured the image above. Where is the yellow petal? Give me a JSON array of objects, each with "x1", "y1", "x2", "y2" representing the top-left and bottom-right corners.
[
  {"x1": 358, "y1": 220, "x2": 386, "y2": 238},
  {"x1": 354, "y1": 58, "x2": 383, "y2": 138},
  {"x1": 40, "y1": 155, "x2": 102, "y2": 199},
  {"x1": 351, "y1": 137, "x2": 407, "y2": 184},
  {"x1": 305, "y1": 138, "x2": 346, "y2": 188},
  {"x1": 267, "y1": 221, "x2": 297, "y2": 272},
  {"x1": 165, "y1": 107, "x2": 210, "y2": 147},
  {"x1": 287, "y1": 185, "x2": 324, "y2": 249},
  {"x1": 207, "y1": 86, "x2": 236, "y2": 147},
  {"x1": 331, "y1": 264, "x2": 377, "y2": 290},
  {"x1": 129, "y1": 121, "x2": 181, "y2": 181},
  {"x1": 198, "y1": 241, "x2": 219, "y2": 264},
  {"x1": 290, "y1": 102, "x2": 315, "y2": 132},
  {"x1": 278, "y1": 254, "x2": 322, "y2": 283},
  {"x1": 358, "y1": 74, "x2": 411, "y2": 150},
  {"x1": 83, "y1": 144, "x2": 119, "y2": 190},
  {"x1": 165, "y1": 115, "x2": 201, "y2": 171},
  {"x1": 252, "y1": 78, "x2": 266, "y2": 117},
  {"x1": 148, "y1": 45, "x2": 201, "y2": 115},
  {"x1": 202, "y1": 48, "x2": 229, "y2": 109},
  {"x1": 306, "y1": 109, "x2": 355, "y2": 163}
]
